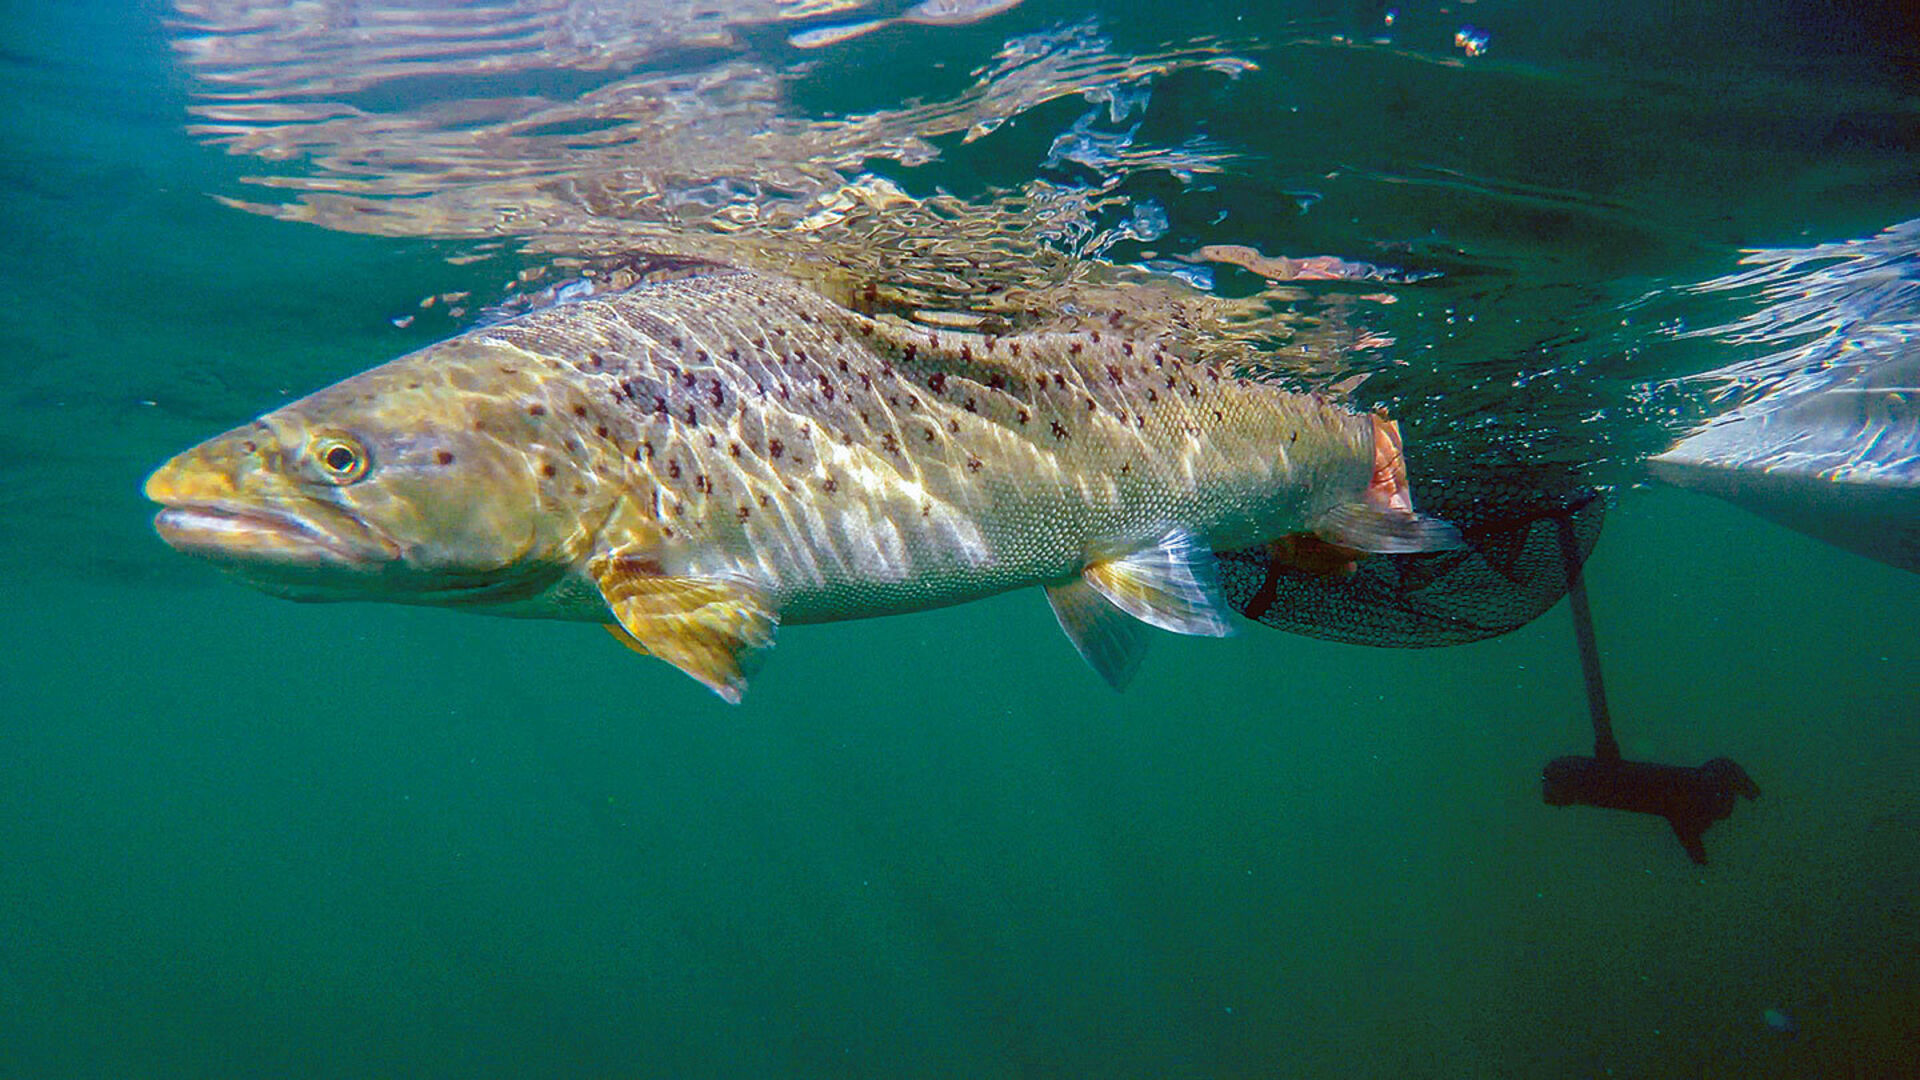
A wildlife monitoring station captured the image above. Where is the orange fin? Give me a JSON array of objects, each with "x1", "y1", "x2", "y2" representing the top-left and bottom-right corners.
[
  {"x1": 589, "y1": 554, "x2": 776, "y2": 704},
  {"x1": 1312, "y1": 415, "x2": 1463, "y2": 553}
]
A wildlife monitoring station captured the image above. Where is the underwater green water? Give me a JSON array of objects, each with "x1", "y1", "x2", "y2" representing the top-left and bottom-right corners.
[{"x1": 3, "y1": 1, "x2": 1917, "y2": 1076}]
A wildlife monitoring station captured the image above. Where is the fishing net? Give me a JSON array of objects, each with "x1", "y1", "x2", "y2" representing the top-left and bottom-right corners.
[{"x1": 1217, "y1": 467, "x2": 1605, "y2": 647}]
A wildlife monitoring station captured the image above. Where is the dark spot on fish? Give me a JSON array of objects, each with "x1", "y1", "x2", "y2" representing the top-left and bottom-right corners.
[
  {"x1": 1086, "y1": 397, "x2": 1096, "y2": 412},
  {"x1": 775, "y1": 327, "x2": 788, "y2": 338},
  {"x1": 681, "y1": 372, "x2": 696, "y2": 388},
  {"x1": 904, "y1": 343, "x2": 918, "y2": 363},
  {"x1": 1289, "y1": 431, "x2": 1298, "y2": 444},
  {"x1": 435, "y1": 451, "x2": 454, "y2": 465},
  {"x1": 653, "y1": 397, "x2": 669, "y2": 419},
  {"x1": 596, "y1": 425, "x2": 609, "y2": 438},
  {"x1": 769, "y1": 439, "x2": 784, "y2": 459},
  {"x1": 948, "y1": 419, "x2": 960, "y2": 433},
  {"x1": 730, "y1": 442, "x2": 742, "y2": 458},
  {"x1": 1122, "y1": 342, "x2": 1134, "y2": 357},
  {"x1": 663, "y1": 524, "x2": 675, "y2": 536},
  {"x1": 1165, "y1": 375, "x2": 1177, "y2": 389},
  {"x1": 641, "y1": 440, "x2": 654, "y2": 459},
  {"x1": 706, "y1": 433, "x2": 717, "y2": 448},
  {"x1": 685, "y1": 405, "x2": 697, "y2": 424},
  {"x1": 695, "y1": 349, "x2": 708, "y2": 363},
  {"x1": 696, "y1": 474, "x2": 711, "y2": 494},
  {"x1": 667, "y1": 460, "x2": 681, "y2": 479},
  {"x1": 923, "y1": 427, "x2": 935, "y2": 442},
  {"x1": 1010, "y1": 342, "x2": 1022, "y2": 358},
  {"x1": 966, "y1": 456, "x2": 982, "y2": 473},
  {"x1": 963, "y1": 398, "x2": 977, "y2": 413},
  {"x1": 822, "y1": 476, "x2": 837, "y2": 494},
  {"x1": 1208, "y1": 368, "x2": 1220, "y2": 382},
  {"x1": 928, "y1": 372, "x2": 946, "y2": 393},
  {"x1": 1050, "y1": 420, "x2": 1069, "y2": 440},
  {"x1": 572, "y1": 483, "x2": 586, "y2": 496},
  {"x1": 1069, "y1": 342, "x2": 1083, "y2": 356},
  {"x1": 572, "y1": 404, "x2": 588, "y2": 417},
  {"x1": 738, "y1": 505, "x2": 751, "y2": 522},
  {"x1": 1187, "y1": 382, "x2": 1199, "y2": 398},
  {"x1": 1120, "y1": 461, "x2": 1131, "y2": 474},
  {"x1": 1213, "y1": 410, "x2": 1223, "y2": 422},
  {"x1": 1147, "y1": 388, "x2": 1158, "y2": 402},
  {"x1": 1090, "y1": 331, "x2": 1102, "y2": 344},
  {"x1": 1016, "y1": 408, "x2": 1030, "y2": 425},
  {"x1": 500, "y1": 366, "x2": 517, "y2": 375},
  {"x1": 241, "y1": 440, "x2": 257, "y2": 453},
  {"x1": 729, "y1": 347, "x2": 741, "y2": 362},
  {"x1": 838, "y1": 358, "x2": 849, "y2": 373},
  {"x1": 589, "y1": 352, "x2": 605, "y2": 367},
  {"x1": 987, "y1": 373, "x2": 1006, "y2": 390},
  {"x1": 859, "y1": 321, "x2": 873, "y2": 336},
  {"x1": 758, "y1": 494, "x2": 770, "y2": 508},
  {"x1": 541, "y1": 463, "x2": 556, "y2": 478},
  {"x1": 921, "y1": 502, "x2": 932, "y2": 518},
  {"x1": 881, "y1": 432, "x2": 899, "y2": 454},
  {"x1": 960, "y1": 345, "x2": 972, "y2": 362},
  {"x1": 670, "y1": 336, "x2": 683, "y2": 349},
  {"x1": 672, "y1": 503, "x2": 685, "y2": 518},
  {"x1": 528, "y1": 403, "x2": 547, "y2": 416},
  {"x1": 1053, "y1": 373, "x2": 1068, "y2": 388},
  {"x1": 1107, "y1": 365, "x2": 1123, "y2": 385},
  {"x1": 1108, "y1": 310, "x2": 1123, "y2": 328}
]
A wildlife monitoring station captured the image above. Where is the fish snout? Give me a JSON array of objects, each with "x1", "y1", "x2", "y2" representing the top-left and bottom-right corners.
[
  {"x1": 145, "y1": 445, "x2": 241, "y2": 507},
  {"x1": 144, "y1": 429, "x2": 398, "y2": 570}
]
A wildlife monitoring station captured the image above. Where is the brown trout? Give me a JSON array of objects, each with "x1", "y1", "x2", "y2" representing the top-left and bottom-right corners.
[{"x1": 145, "y1": 269, "x2": 1458, "y2": 700}]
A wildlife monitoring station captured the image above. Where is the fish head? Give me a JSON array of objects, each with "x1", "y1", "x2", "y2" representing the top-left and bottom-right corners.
[{"x1": 144, "y1": 361, "x2": 573, "y2": 603}]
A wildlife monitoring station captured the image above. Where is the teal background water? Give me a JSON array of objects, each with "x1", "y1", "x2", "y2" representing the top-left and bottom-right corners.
[{"x1": 4, "y1": 2, "x2": 1918, "y2": 1076}]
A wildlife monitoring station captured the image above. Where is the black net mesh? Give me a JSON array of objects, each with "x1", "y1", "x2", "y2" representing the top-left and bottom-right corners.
[{"x1": 1217, "y1": 467, "x2": 1606, "y2": 647}]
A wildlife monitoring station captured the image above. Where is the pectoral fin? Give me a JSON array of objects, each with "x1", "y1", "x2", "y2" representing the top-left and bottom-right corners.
[
  {"x1": 590, "y1": 555, "x2": 777, "y2": 704},
  {"x1": 1045, "y1": 578, "x2": 1150, "y2": 690},
  {"x1": 1082, "y1": 530, "x2": 1234, "y2": 638}
]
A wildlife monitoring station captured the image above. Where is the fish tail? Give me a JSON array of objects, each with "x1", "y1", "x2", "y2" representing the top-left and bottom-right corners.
[{"x1": 1313, "y1": 414, "x2": 1464, "y2": 554}]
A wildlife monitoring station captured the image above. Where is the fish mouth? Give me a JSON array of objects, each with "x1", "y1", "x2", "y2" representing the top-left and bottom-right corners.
[{"x1": 151, "y1": 502, "x2": 397, "y2": 570}]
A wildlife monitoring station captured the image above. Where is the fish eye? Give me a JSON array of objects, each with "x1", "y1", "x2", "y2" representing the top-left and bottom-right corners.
[{"x1": 311, "y1": 435, "x2": 370, "y2": 484}]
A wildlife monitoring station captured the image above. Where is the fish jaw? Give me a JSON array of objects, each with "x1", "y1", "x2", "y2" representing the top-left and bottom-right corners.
[{"x1": 144, "y1": 432, "x2": 401, "y2": 582}]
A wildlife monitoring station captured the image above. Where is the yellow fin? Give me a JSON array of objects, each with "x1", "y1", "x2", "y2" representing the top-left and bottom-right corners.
[
  {"x1": 590, "y1": 554, "x2": 777, "y2": 704},
  {"x1": 1082, "y1": 530, "x2": 1233, "y2": 638}
]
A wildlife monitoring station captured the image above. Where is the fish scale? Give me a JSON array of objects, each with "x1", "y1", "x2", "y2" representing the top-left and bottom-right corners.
[{"x1": 145, "y1": 268, "x2": 1457, "y2": 700}]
